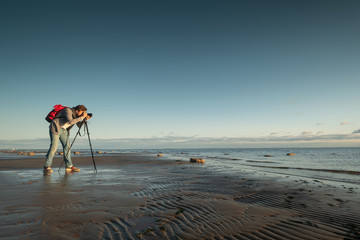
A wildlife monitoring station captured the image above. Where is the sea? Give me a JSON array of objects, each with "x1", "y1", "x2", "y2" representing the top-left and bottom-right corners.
[
  {"x1": 127, "y1": 148, "x2": 360, "y2": 186},
  {"x1": 1, "y1": 147, "x2": 359, "y2": 186}
]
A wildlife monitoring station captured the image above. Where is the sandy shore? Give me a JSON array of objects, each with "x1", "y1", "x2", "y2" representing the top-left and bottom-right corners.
[{"x1": 0, "y1": 153, "x2": 359, "y2": 239}]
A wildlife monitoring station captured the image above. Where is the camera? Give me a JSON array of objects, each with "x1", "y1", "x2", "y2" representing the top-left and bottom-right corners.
[{"x1": 88, "y1": 113, "x2": 93, "y2": 117}]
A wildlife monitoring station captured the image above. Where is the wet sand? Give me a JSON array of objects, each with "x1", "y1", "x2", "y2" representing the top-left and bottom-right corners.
[{"x1": 0, "y1": 154, "x2": 359, "y2": 239}]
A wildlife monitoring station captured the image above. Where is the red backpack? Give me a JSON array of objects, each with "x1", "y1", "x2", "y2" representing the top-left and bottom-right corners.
[{"x1": 45, "y1": 104, "x2": 68, "y2": 122}]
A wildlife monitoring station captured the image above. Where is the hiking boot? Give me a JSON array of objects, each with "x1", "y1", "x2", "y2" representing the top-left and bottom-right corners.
[
  {"x1": 43, "y1": 166, "x2": 53, "y2": 173},
  {"x1": 66, "y1": 166, "x2": 80, "y2": 172}
]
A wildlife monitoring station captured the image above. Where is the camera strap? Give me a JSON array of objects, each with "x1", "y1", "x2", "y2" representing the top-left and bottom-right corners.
[
  {"x1": 78, "y1": 120, "x2": 87, "y2": 137},
  {"x1": 79, "y1": 127, "x2": 86, "y2": 137}
]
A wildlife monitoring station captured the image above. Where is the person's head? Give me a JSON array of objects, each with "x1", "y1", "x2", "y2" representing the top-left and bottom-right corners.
[{"x1": 74, "y1": 105, "x2": 87, "y2": 117}]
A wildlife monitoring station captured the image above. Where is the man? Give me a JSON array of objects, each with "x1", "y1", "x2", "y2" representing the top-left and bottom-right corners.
[{"x1": 44, "y1": 105, "x2": 91, "y2": 173}]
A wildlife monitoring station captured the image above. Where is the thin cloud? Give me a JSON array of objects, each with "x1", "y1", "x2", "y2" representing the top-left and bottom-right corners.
[
  {"x1": 315, "y1": 123, "x2": 324, "y2": 126},
  {"x1": 341, "y1": 121, "x2": 356, "y2": 126},
  {"x1": 301, "y1": 131, "x2": 312, "y2": 135},
  {"x1": 270, "y1": 132, "x2": 280, "y2": 136},
  {"x1": 2, "y1": 132, "x2": 360, "y2": 149}
]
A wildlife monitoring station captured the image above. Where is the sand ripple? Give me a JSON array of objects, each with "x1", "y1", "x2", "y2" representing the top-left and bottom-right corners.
[
  {"x1": 97, "y1": 170, "x2": 359, "y2": 239},
  {"x1": 0, "y1": 156, "x2": 359, "y2": 239}
]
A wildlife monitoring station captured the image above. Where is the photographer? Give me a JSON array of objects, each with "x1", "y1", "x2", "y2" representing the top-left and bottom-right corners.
[{"x1": 44, "y1": 105, "x2": 92, "y2": 173}]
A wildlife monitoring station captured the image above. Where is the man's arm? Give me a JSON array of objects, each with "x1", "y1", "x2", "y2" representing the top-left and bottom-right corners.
[
  {"x1": 76, "y1": 113, "x2": 92, "y2": 128},
  {"x1": 64, "y1": 108, "x2": 85, "y2": 126}
]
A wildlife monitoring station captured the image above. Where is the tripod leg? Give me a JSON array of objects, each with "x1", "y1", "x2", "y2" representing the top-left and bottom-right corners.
[
  {"x1": 85, "y1": 121, "x2": 97, "y2": 173},
  {"x1": 58, "y1": 120, "x2": 85, "y2": 172}
]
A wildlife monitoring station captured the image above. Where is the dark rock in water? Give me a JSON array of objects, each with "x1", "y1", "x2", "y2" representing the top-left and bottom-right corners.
[
  {"x1": 264, "y1": 155, "x2": 272, "y2": 157},
  {"x1": 190, "y1": 158, "x2": 205, "y2": 164}
]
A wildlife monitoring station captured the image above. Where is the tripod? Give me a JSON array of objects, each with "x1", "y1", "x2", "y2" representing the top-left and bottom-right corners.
[{"x1": 58, "y1": 119, "x2": 97, "y2": 173}]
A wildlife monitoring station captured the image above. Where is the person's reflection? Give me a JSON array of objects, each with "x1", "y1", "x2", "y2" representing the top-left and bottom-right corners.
[{"x1": 40, "y1": 171, "x2": 75, "y2": 237}]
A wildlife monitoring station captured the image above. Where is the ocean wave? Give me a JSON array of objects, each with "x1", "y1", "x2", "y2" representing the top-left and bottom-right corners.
[
  {"x1": 247, "y1": 165, "x2": 360, "y2": 175},
  {"x1": 246, "y1": 160, "x2": 279, "y2": 164}
]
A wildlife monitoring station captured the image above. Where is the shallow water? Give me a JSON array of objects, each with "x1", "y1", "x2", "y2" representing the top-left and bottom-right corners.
[
  {"x1": 2, "y1": 147, "x2": 360, "y2": 184},
  {"x1": 141, "y1": 148, "x2": 360, "y2": 185}
]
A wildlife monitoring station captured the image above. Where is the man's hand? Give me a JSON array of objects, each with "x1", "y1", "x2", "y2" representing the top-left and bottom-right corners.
[{"x1": 81, "y1": 112, "x2": 88, "y2": 119}]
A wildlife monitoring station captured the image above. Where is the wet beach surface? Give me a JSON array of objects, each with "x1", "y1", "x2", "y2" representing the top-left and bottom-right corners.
[{"x1": 0, "y1": 154, "x2": 359, "y2": 239}]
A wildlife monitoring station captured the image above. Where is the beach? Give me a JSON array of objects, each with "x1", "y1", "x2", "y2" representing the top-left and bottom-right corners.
[{"x1": 0, "y1": 153, "x2": 359, "y2": 239}]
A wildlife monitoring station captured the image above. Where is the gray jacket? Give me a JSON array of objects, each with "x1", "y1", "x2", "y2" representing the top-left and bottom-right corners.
[{"x1": 50, "y1": 108, "x2": 84, "y2": 134}]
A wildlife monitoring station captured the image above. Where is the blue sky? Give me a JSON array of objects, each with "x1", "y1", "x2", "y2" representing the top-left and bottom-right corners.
[{"x1": 1, "y1": 0, "x2": 360, "y2": 149}]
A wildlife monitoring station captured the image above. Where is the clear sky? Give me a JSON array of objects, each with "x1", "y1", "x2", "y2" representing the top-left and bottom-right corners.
[{"x1": 1, "y1": 0, "x2": 360, "y2": 149}]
